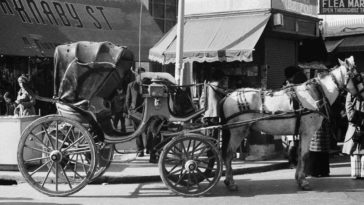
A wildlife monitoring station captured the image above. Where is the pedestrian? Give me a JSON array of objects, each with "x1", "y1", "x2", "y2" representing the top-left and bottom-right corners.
[
  {"x1": 281, "y1": 66, "x2": 307, "y2": 168},
  {"x1": 199, "y1": 68, "x2": 227, "y2": 139},
  {"x1": 3, "y1": 91, "x2": 15, "y2": 115},
  {"x1": 126, "y1": 67, "x2": 146, "y2": 157},
  {"x1": 111, "y1": 88, "x2": 126, "y2": 133},
  {"x1": 342, "y1": 92, "x2": 364, "y2": 179},
  {"x1": 14, "y1": 75, "x2": 36, "y2": 116},
  {"x1": 0, "y1": 90, "x2": 6, "y2": 115},
  {"x1": 308, "y1": 118, "x2": 331, "y2": 177}
]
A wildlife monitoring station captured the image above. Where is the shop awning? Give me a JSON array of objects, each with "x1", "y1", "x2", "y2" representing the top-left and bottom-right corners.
[
  {"x1": 149, "y1": 13, "x2": 271, "y2": 64},
  {"x1": 325, "y1": 35, "x2": 364, "y2": 53},
  {"x1": 325, "y1": 39, "x2": 344, "y2": 53},
  {"x1": 336, "y1": 35, "x2": 364, "y2": 52}
]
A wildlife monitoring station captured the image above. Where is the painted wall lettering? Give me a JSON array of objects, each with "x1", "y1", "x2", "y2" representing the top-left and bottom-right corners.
[
  {"x1": 13, "y1": 0, "x2": 31, "y2": 23},
  {"x1": 0, "y1": 0, "x2": 114, "y2": 29},
  {"x1": 65, "y1": 3, "x2": 83, "y2": 28},
  {"x1": 320, "y1": 0, "x2": 364, "y2": 14},
  {"x1": 0, "y1": 0, "x2": 14, "y2": 14}
]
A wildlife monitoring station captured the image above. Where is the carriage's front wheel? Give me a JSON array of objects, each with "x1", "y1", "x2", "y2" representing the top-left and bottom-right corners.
[
  {"x1": 17, "y1": 115, "x2": 96, "y2": 197},
  {"x1": 159, "y1": 133, "x2": 222, "y2": 196}
]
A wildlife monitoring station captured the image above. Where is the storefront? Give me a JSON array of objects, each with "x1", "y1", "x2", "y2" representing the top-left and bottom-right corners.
[
  {"x1": 149, "y1": 0, "x2": 325, "y2": 90},
  {"x1": 324, "y1": 18, "x2": 364, "y2": 72},
  {"x1": 149, "y1": 0, "x2": 325, "y2": 159},
  {"x1": 0, "y1": 0, "x2": 177, "y2": 115}
]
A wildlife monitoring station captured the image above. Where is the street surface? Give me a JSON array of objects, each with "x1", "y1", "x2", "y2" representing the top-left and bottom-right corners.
[{"x1": 1, "y1": 159, "x2": 364, "y2": 205}]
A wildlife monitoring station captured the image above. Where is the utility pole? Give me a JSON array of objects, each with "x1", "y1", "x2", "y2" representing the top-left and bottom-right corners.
[{"x1": 175, "y1": 0, "x2": 185, "y2": 85}]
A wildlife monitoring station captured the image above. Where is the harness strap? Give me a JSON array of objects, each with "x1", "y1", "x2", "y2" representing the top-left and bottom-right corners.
[
  {"x1": 285, "y1": 86, "x2": 303, "y2": 137},
  {"x1": 260, "y1": 91, "x2": 265, "y2": 113}
]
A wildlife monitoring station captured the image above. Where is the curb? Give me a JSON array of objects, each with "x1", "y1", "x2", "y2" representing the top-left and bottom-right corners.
[
  {"x1": 92, "y1": 161, "x2": 289, "y2": 185},
  {"x1": 0, "y1": 161, "x2": 289, "y2": 185}
]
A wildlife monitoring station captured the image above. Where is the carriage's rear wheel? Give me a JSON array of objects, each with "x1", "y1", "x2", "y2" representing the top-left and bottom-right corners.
[
  {"x1": 17, "y1": 115, "x2": 96, "y2": 197},
  {"x1": 159, "y1": 133, "x2": 222, "y2": 196}
]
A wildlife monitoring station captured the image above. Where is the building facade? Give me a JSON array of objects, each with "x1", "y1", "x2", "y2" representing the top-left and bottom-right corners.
[{"x1": 0, "y1": 0, "x2": 177, "y2": 114}]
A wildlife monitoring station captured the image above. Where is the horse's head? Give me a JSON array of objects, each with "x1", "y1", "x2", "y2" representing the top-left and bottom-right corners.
[{"x1": 334, "y1": 56, "x2": 364, "y2": 100}]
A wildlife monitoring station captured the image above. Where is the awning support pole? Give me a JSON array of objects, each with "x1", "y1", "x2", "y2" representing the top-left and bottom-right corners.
[{"x1": 175, "y1": 0, "x2": 184, "y2": 85}]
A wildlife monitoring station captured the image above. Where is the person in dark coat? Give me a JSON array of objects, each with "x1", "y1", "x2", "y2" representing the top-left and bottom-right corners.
[
  {"x1": 0, "y1": 91, "x2": 6, "y2": 115},
  {"x1": 342, "y1": 92, "x2": 364, "y2": 179},
  {"x1": 3, "y1": 92, "x2": 15, "y2": 115},
  {"x1": 126, "y1": 67, "x2": 146, "y2": 157},
  {"x1": 111, "y1": 88, "x2": 126, "y2": 133}
]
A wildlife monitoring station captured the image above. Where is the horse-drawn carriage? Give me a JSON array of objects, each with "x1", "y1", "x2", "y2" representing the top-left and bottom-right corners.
[
  {"x1": 17, "y1": 41, "x2": 364, "y2": 197},
  {"x1": 17, "y1": 41, "x2": 222, "y2": 197}
]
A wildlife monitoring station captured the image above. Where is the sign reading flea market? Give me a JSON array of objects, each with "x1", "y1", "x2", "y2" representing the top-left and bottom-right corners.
[{"x1": 320, "y1": 0, "x2": 364, "y2": 14}]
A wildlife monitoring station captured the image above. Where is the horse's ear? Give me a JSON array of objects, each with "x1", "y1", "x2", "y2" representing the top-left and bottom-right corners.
[
  {"x1": 345, "y1": 56, "x2": 355, "y2": 69},
  {"x1": 130, "y1": 66, "x2": 136, "y2": 75},
  {"x1": 338, "y1": 58, "x2": 345, "y2": 66}
]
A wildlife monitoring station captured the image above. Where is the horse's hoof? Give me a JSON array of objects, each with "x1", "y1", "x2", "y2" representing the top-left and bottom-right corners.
[
  {"x1": 224, "y1": 180, "x2": 238, "y2": 191},
  {"x1": 299, "y1": 180, "x2": 311, "y2": 190},
  {"x1": 227, "y1": 184, "x2": 239, "y2": 191}
]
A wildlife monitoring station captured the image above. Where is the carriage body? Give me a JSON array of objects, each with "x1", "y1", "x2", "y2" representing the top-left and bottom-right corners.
[{"x1": 17, "y1": 41, "x2": 223, "y2": 197}]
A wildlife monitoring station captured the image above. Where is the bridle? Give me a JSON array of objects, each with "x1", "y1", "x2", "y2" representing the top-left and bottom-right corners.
[{"x1": 330, "y1": 64, "x2": 364, "y2": 100}]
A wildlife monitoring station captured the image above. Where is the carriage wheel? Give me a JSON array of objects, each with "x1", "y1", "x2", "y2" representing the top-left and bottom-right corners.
[
  {"x1": 159, "y1": 133, "x2": 222, "y2": 196},
  {"x1": 90, "y1": 144, "x2": 114, "y2": 181},
  {"x1": 17, "y1": 115, "x2": 96, "y2": 197}
]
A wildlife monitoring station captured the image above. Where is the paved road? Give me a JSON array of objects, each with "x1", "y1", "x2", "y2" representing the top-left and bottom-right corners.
[{"x1": 1, "y1": 158, "x2": 364, "y2": 205}]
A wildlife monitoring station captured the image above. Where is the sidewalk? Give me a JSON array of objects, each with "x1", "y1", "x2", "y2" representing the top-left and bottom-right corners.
[{"x1": 0, "y1": 153, "x2": 289, "y2": 185}]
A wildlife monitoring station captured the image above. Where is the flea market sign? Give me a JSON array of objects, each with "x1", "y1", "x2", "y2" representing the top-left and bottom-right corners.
[{"x1": 320, "y1": 0, "x2": 364, "y2": 14}]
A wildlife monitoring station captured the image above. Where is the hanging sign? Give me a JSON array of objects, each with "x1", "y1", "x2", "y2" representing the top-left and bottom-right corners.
[{"x1": 320, "y1": 0, "x2": 364, "y2": 14}]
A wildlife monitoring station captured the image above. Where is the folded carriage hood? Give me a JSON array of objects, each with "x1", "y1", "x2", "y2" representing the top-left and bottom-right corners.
[{"x1": 54, "y1": 41, "x2": 134, "y2": 104}]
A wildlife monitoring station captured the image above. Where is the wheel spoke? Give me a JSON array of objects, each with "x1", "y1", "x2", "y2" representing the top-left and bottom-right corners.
[
  {"x1": 167, "y1": 167, "x2": 183, "y2": 176},
  {"x1": 180, "y1": 141, "x2": 188, "y2": 158},
  {"x1": 68, "y1": 158, "x2": 91, "y2": 167},
  {"x1": 195, "y1": 155, "x2": 217, "y2": 164},
  {"x1": 41, "y1": 161, "x2": 54, "y2": 187},
  {"x1": 25, "y1": 156, "x2": 49, "y2": 163},
  {"x1": 64, "y1": 147, "x2": 91, "y2": 155},
  {"x1": 174, "y1": 170, "x2": 187, "y2": 187},
  {"x1": 42, "y1": 124, "x2": 55, "y2": 150},
  {"x1": 62, "y1": 136, "x2": 86, "y2": 152},
  {"x1": 166, "y1": 163, "x2": 180, "y2": 175},
  {"x1": 56, "y1": 121, "x2": 59, "y2": 150},
  {"x1": 29, "y1": 133, "x2": 51, "y2": 152},
  {"x1": 196, "y1": 168, "x2": 212, "y2": 183},
  {"x1": 60, "y1": 165, "x2": 73, "y2": 189},
  {"x1": 193, "y1": 145, "x2": 208, "y2": 159},
  {"x1": 79, "y1": 154, "x2": 88, "y2": 174},
  {"x1": 59, "y1": 125, "x2": 74, "y2": 149},
  {"x1": 30, "y1": 160, "x2": 51, "y2": 176},
  {"x1": 192, "y1": 170, "x2": 201, "y2": 189},
  {"x1": 24, "y1": 145, "x2": 50, "y2": 155},
  {"x1": 55, "y1": 163, "x2": 59, "y2": 192}
]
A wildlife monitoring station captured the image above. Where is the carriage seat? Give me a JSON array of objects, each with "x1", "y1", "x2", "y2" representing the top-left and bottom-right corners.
[{"x1": 56, "y1": 100, "x2": 96, "y2": 124}]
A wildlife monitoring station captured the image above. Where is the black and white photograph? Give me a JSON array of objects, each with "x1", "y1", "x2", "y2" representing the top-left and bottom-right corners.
[{"x1": 1, "y1": 0, "x2": 364, "y2": 204}]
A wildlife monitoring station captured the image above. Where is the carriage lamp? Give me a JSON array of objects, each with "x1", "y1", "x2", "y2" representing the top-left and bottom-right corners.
[{"x1": 148, "y1": 83, "x2": 167, "y2": 97}]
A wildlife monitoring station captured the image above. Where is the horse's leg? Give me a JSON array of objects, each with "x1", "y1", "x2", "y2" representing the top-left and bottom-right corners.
[
  {"x1": 295, "y1": 131, "x2": 313, "y2": 190},
  {"x1": 221, "y1": 126, "x2": 249, "y2": 191}
]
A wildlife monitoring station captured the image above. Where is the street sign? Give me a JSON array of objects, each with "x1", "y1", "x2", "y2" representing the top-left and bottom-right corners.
[{"x1": 320, "y1": 0, "x2": 364, "y2": 14}]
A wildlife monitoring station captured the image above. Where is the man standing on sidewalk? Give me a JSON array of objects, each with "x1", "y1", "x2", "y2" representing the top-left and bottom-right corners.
[{"x1": 126, "y1": 67, "x2": 146, "y2": 157}]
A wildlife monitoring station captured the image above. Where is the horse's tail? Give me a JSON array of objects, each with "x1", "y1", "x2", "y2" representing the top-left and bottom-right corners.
[{"x1": 219, "y1": 96, "x2": 230, "y2": 160}]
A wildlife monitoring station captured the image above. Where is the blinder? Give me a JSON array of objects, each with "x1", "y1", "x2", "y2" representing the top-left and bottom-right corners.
[{"x1": 345, "y1": 68, "x2": 364, "y2": 100}]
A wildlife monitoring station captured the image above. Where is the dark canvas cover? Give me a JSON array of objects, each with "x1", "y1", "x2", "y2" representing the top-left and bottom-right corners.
[{"x1": 54, "y1": 41, "x2": 134, "y2": 103}]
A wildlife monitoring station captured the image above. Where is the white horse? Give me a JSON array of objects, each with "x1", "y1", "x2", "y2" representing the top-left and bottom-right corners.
[{"x1": 221, "y1": 56, "x2": 364, "y2": 191}]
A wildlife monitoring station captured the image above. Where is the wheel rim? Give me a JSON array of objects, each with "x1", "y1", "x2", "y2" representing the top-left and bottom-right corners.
[
  {"x1": 91, "y1": 144, "x2": 114, "y2": 181},
  {"x1": 17, "y1": 115, "x2": 96, "y2": 196},
  {"x1": 159, "y1": 134, "x2": 222, "y2": 196}
]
